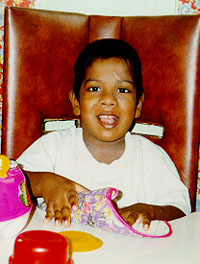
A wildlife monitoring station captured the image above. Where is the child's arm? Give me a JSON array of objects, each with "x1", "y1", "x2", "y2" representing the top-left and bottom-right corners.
[
  {"x1": 25, "y1": 171, "x2": 89, "y2": 227},
  {"x1": 118, "y1": 203, "x2": 185, "y2": 230}
]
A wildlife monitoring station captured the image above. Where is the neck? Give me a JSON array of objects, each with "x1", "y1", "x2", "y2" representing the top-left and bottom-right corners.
[{"x1": 83, "y1": 136, "x2": 126, "y2": 164}]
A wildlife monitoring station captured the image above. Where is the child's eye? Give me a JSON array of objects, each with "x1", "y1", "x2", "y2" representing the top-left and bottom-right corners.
[
  {"x1": 88, "y1": 87, "x2": 101, "y2": 92},
  {"x1": 117, "y1": 88, "x2": 130, "y2": 93}
]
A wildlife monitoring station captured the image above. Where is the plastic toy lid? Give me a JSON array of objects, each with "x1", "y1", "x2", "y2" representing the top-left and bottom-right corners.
[{"x1": 9, "y1": 230, "x2": 71, "y2": 264}]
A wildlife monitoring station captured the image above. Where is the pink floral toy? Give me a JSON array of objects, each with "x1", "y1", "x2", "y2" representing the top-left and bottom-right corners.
[{"x1": 38, "y1": 187, "x2": 172, "y2": 238}]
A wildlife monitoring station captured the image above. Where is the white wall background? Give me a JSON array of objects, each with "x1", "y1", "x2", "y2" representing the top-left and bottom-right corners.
[{"x1": 35, "y1": 0, "x2": 177, "y2": 16}]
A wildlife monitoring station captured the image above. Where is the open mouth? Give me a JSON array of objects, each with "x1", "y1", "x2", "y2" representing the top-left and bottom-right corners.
[{"x1": 98, "y1": 115, "x2": 119, "y2": 129}]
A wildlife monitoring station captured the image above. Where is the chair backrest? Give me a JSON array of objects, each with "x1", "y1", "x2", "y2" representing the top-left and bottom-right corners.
[{"x1": 2, "y1": 7, "x2": 200, "y2": 211}]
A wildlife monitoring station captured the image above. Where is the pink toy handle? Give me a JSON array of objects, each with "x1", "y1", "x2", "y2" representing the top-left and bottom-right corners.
[{"x1": 106, "y1": 188, "x2": 172, "y2": 238}]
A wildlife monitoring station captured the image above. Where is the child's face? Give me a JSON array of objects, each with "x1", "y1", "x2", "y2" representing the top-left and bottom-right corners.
[{"x1": 71, "y1": 58, "x2": 143, "y2": 144}]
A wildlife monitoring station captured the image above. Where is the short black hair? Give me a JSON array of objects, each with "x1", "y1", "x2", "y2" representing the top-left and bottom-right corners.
[{"x1": 73, "y1": 38, "x2": 143, "y2": 102}]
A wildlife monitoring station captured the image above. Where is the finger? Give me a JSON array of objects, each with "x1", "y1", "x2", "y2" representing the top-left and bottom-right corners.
[
  {"x1": 118, "y1": 209, "x2": 130, "y2": 220},
  {"x1": 54, "y1": 210, "x2": 63, "y2": 227},
  {"x1": 66, "y1": 189, "x2": 78, "y2": 211},
  {"x1": 140, "y1": 215, "x2": 151, "y2": 231},
  {"x1": 53, "y1": 204, "x2": 63, "y2": 226},
  {"x1": 44, "y1": 201, "x2": 55, "y2": 223},
  {"x1": 126, "y1": 212, "x2": 139, "y2": 226},
  {"x1": 62, "y1": 206, "x2": 72, "y2": 227}
]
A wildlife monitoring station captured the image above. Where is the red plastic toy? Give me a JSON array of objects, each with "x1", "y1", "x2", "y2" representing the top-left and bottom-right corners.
[{"x1": 9, "y1": 230, "x2": 71, "y2": 264}]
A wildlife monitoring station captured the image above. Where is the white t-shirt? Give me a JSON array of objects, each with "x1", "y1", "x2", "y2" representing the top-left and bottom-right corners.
[{"x1": 17, "y1": 126, "x2": 191, "y2": 214}]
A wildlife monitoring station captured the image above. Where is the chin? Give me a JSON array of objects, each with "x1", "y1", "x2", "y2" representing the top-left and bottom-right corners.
[{"x1": 97, "y1": 132, "x2": 126, "y2": 143}]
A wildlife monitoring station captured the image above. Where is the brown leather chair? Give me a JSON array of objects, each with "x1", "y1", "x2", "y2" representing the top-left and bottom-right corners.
[{"x1": 2, "y1": 7, "x2": 200, "y2": 211}]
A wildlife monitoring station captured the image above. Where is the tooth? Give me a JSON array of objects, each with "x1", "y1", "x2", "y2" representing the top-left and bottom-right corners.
[
  {"x1": 99, "y1": 115, "x2": 116, "y2": 119},
  {"x1": 99, "y1": 115, "x2": 117, "y2": 124}
]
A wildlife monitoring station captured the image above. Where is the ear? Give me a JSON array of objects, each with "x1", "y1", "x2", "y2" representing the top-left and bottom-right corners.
[
  {"x1": 135, "y1": 93, "x2": 144, "y2": 119},
  {"x1": 69, "y1": 89, "x2": 81, "y2": 116}
]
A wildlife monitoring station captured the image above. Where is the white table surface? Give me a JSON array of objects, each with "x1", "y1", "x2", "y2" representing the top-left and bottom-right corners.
[{"x1": 1, "y1": 207, "x2": 200, "y2": 264}]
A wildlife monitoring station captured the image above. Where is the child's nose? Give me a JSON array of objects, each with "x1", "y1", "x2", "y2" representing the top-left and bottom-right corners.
[{"x1": 99, "y1": 92, "x2": 117, "y2": 107}]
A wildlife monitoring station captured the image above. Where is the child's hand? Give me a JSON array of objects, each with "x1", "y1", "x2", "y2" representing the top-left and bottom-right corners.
[
  {"x1": 25, "y1": 171, "x2": 89, "y2": 227},
  {"x1": 118, "y1": 203, "x2": 185, "y2": 231},
  {"x1": 118, "y1": 203, "x2": 154, "y2": 231},
  {"x1": 42, "y1": 174, "x2": 88, "y2": 227}
]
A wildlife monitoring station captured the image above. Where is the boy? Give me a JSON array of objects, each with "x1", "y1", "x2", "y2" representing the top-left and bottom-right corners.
[{"x1": 17, "y1": 39, "x2": 191, "y2": 230}]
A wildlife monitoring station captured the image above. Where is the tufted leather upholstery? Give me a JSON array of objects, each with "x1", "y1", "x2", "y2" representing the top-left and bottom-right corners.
[{"x1": 2, "y1": 7, "x2": 200, "y2": 211}]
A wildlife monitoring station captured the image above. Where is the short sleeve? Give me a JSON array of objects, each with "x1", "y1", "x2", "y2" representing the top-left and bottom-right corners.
[
  {"x1": 17, "y1": 132, "x2": 64, "y2": 172},
  {"x1": 138, "y1": 136, "x2": 191, "y2": 215}
]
